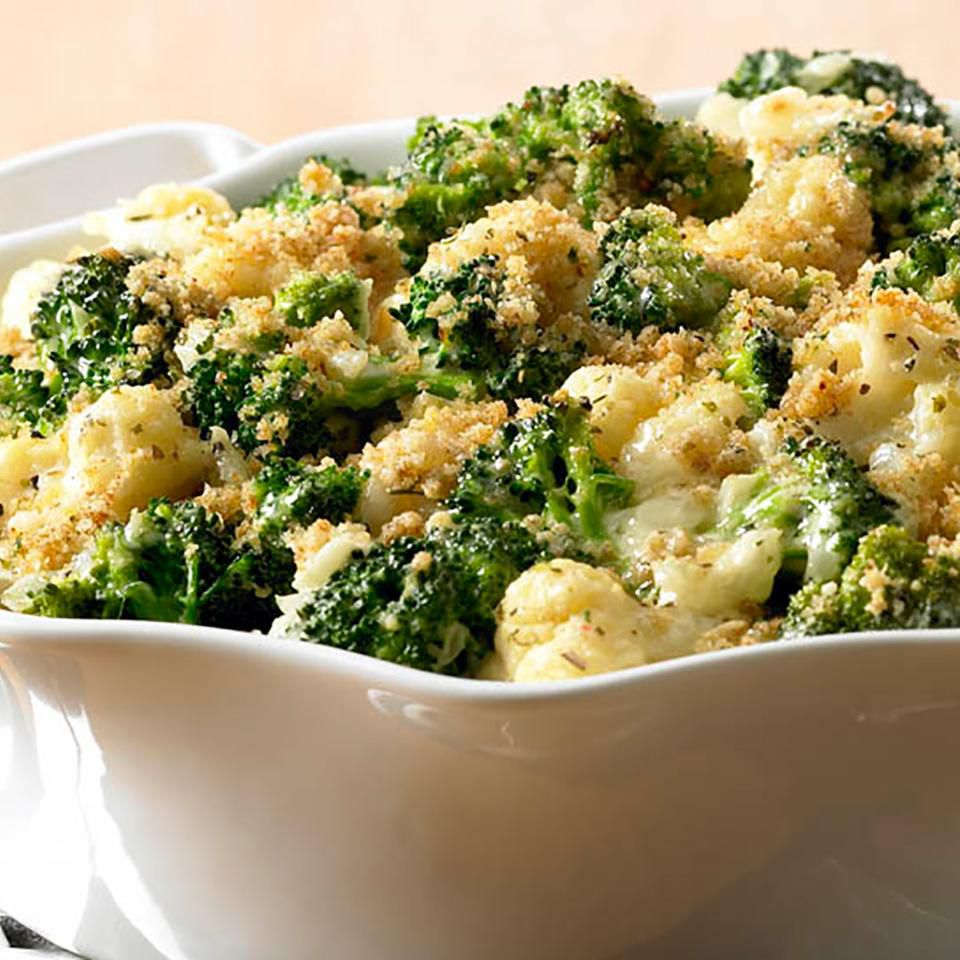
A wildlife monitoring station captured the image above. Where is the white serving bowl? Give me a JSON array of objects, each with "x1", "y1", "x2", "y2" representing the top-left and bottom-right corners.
[{"x1": 3, "y1": 92, "x2": 960, "y2": 960}]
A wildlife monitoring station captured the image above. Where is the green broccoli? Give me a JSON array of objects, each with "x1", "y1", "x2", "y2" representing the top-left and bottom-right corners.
[
  {"x1": 909, "y1": 169, "x2": 960, "y2": 236},
  {"x1": 25, "y1": 251, "x2": 177, "y2": 428},
  {"x1": 186, "y1": 349, "x2": 333, "y2": 457},
  {"x1": 817, "y1": 120, "x2": 960, "y2": 252},
  {"x1": 719, "y1": 49, "x2": 947, "y2": 128},
  {"x1": 491, "y1": 79, "x2": 751, "y2": 224},
  {"x1": 251, "y1": 457, "x2": 364, "y2": 540},
  {"x1": 784, "y1": 434, "x2": 898, "y2": 580},
  {"x1": 492, "y1": 78, "x2": 662, "y2": 224},
  {"x1": 871, "y1": 227, "x2": 960, "y2": 311},
  {"x1": 782, "y1": 525, "x2": 960, "y2": 637},
  {"x1": 830, "y1": 57, "x2": 949, "y2": 128},
  {"x1": 17, "y1": 499, "x2": 283, "y2": 631},
  {"x1": 14, "y1": 460, "x2": 363, "y2": 631},
  {"x1": 184, "y1": 301, "x2": 476, "y2": 457},
  {"x1": 273, "y1": 270, "x2": 371, "y2": 336},
  {"x1": 187, "y1": 348, "x2": 470, "y2": 458},
  {"x1": 720, "y1": 324, "x2": 793, "y2": 416},
  {"x1": 447, "y1": 402, "x2": 634, "y2": 543},
  {"x1": 588, "y1": 206, "x2": 732, "y2": 332},
  {"x1": 0, "y1": 355, "x2": 58, "y2": 437},
  {"x1": 388, "y1": 78, "x2": 751, "y2": 267},
  {"x1": 392, "y1": 254, "x2": 586, "y2": 400},
  {"x1": 255, "y1": 155, "x2": 367, "y2": 215},
  {"x1": 279, "y1": 515, "x2": 545, "y2": 675},
  {"x1": 718, "y1": 48, "x2": 806, "y2": 98},
  {"x1": 388, "y1": 117, "x2": 523, "y2": 267},
  {"x1": 652, "y1": 116, "x2": 753, "y2": 222},
  {"x1": 718, "y1": 434, "x2": 897, "y2": 583}
]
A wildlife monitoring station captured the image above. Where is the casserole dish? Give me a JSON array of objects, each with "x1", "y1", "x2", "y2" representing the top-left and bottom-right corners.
[{"x1": 3, "y1": 91, "x2": 960, "y2": 960}]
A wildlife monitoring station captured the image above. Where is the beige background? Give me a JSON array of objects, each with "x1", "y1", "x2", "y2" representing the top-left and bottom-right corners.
[{"x1": 1, "y1": 0, "x2": 957, "y2": 161}]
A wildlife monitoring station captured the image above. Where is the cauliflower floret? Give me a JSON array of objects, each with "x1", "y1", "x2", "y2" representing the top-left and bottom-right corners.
[
  {"x1": 910, "y1": 378, "x2": 960, "y2": 462},
  {"x1": 84, "y1": 184, "x2": 235, "y2": 259},
  {"x1": 559, "y1": 364, "x2": 662, "y2": 461},
  {"x1": 620, "y1": 379, "x2": 750, "y2": 494},
  {"x1": 0, "y1": 433, "x2": 65, "y2": 521},
  {"x1": 736, "y1": 87, "x2": 889, "y2": 176},
  {"x1": 695, "y1": 91, "x2": 749, "y2": 142},
  {"x1": 688, "y1": 154, "x2": 873, "y2": 284},
  {"x1": 867, "y1": 442, "x2": 959, "y2": 539},
  {"x1": 423, "y1": 198, "x2": 599, "y2": 321},
  {"x1": 62, "y1": 385, "x2": 212, "y2": 515},
  {"x1": 487, "y1": 558, "x2": 702, "y2": 681},
  {"x1": 286, "y1": 520, "x2": 372, "y2": 593},
  {"x1": 653, "y1": 529, "x2": 783, "y2": 616},
  {"x1": 784, "y1": 287, "x2": 960, "y2": 459},
  {"x1": 0, "y1": 386, "x2": 213, "y2": 574},
  {"x1": 358, "y1": 398, "x2": 509, "y2": 531},
  {"x1": 184, "y1": 201, "x2": 404, "y2": 310}
]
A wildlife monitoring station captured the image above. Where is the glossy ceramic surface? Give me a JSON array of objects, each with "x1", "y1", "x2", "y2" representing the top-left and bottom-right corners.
[{"x1": 3, "y1": 93, "x2": 960, "y2": 960}]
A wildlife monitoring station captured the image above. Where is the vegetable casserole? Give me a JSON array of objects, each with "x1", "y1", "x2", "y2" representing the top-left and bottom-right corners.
[{"x1": 2, "y1": 49, "x2": 960, "y2": 682}]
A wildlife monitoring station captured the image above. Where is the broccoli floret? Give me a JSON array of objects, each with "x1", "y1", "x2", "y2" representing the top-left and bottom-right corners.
[
  {"x1": 255, "y1": 155, "x2": 367, "y2": 215},
  {"x1": 26, "y1": 251, "x2": 176, "y2": 427},
  {"x1": 782, "y1": 525, "x2": 960, "y2": 637},
  {"x1": 652, "y1": 117, "x2": 753, "y2": 222},
  {"x1": 187, "y1": 350, "x2": 333, "y2": 457},
  {"x1": 493, "y1": 79, "x2": 751, "y2": 224},
  {"x1": 397, "y1": 255, "x2": 506, "y2": 373},
  {"x1": 719, "y1": 434, "x2": 897, "y2": 583},
  {"x1": 718, "y1": 48, "x2": 806, "y2": 98},
  {"x1": 185, "y1": 303, "x2": 475, "y2": 457},
  {"x1": 495, "y1": 79, "x2": 662, "y2": 224},
  {"x1": 388, "y1": 78, "x2": 751, "y2": 267},
  {"x1": 251, "y1": 457, "x2": 364, "y2": 538},
  {"x1": 273, "y1": 270, "x2": 371, "y2": 336},
  {"x1": 817, "y1": 120, "x2": 960, "y2": 251},
  {"x1": 784, "y1": 435, "x2": 897, "y2": 579},
  {"x1": 721, "y1": 324, "x2": 793, "y2": 416},
  {"x1": 389, "y1": 118, "x2": 523, "y2": 267},
  {"x1": 871, "y1": 228, "x2": 960, "y2": 311},
  {"x1": 828, "y1": 57, "x2": 948, "y2": 128},
  {"x1": 588, "y1": 206, "x2": 731, "y2": 332},
  {"x1": 520, "y1": 79, "x2": 752, "y2": 222},
  {"x1": 23, "y1": 576, "x2": 101, "y2": 620},
  {"x1": 17, "y1": 462, "x2": 363, "y2": 630},
  {"x1": 393, "y1": 254, "x2": 585, "y2": 400},
  {"x1": 0, "y1": 355, "x2": 59, "y2": 436},
  {"x1": 447, "y1": 402, "x2": 634, "y2": 543},
  {"x1": 282, "y1": 515, "x2": 545, "y2": 675},
  {"x1": 909, "y1": 169, "x2": 960, "y2": 236},
  {"x1": 20, "y1": 500, "x2": 283, "y2": 630},
  {"x1": 188, "y1": 348, "x2": 469, "y2": 457},
  {"x1": 719, "y1": 49, "x2": 947, "y2": 128}
]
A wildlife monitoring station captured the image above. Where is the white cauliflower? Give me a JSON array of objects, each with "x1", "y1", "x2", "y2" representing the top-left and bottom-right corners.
[
  {"x1": 620, "y1": 378, "x2": 749, "y2": 495},
  {"x1": 652, "y1": 529, "x2": 783, "y2": 617},
  {"x1": 784, "y1": 287, "x2": 960, "y2": 460},
  {"x1": 560, "y1": 364, "x2": 662, "y2": 461},
  {"x1": 486, "y1": 559, "x2": 704, "y2": 682}
]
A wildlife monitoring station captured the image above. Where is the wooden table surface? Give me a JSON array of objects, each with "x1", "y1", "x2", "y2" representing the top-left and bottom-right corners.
[{"x1": 1, "y1": 0, "x2": 957, "y2": 162}]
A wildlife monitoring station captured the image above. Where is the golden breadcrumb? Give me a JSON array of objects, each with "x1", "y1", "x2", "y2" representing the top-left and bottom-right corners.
[
  {"x1": 689, "y1": 155, "x2": 873, "y2": 284},
  {"x1": 359, "y1": 398, "x2": 509, "y2": 501},
  {"x1": 185, "y1": 201, "x2": 405, "y2": 310},
  {"x1": 424, "y1": 197, "x2": 599, "y2": 321}
]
